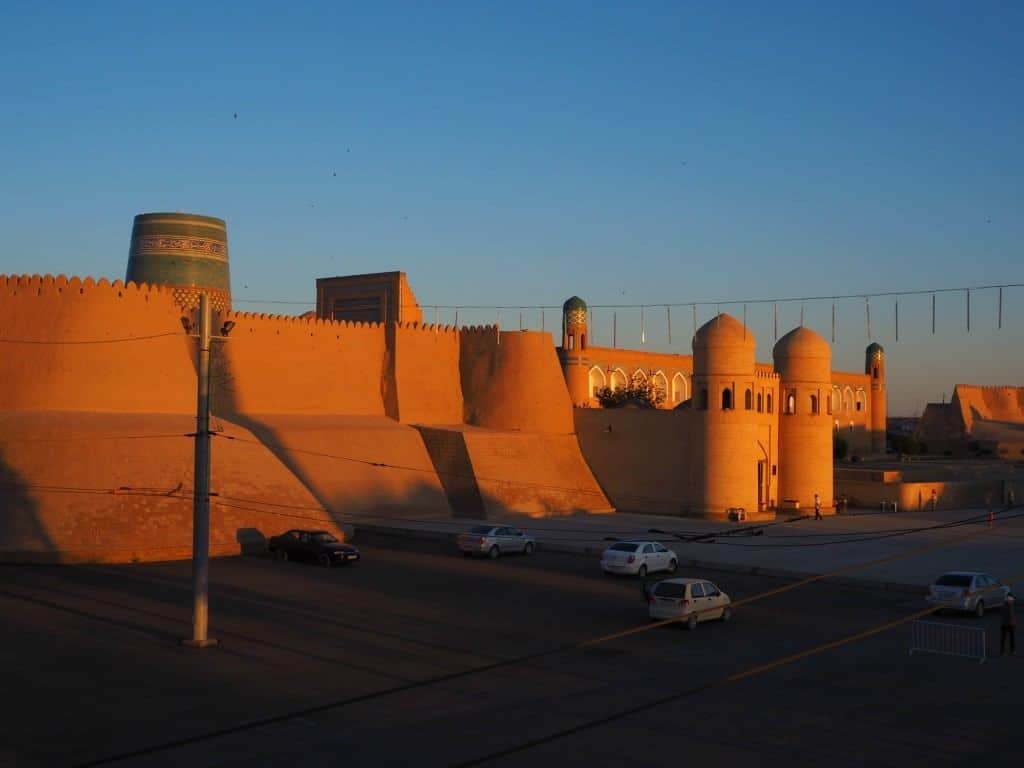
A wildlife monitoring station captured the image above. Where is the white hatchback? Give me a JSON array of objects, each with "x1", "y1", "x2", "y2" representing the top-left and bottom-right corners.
[
  {"x1": 648, "y1": 578, "x2": 733, "y2": 630},
  {"x1": 600, "y1": 541, "x2": 677, "y2": 578}
]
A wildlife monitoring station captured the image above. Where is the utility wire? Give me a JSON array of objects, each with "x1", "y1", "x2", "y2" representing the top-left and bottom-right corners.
[
  {"x1": 230, "y1": 281, "x2": 1024, "y2": 311},
  {"x1": 0, "y1": 332, "x2": 184, "y2": 345}
]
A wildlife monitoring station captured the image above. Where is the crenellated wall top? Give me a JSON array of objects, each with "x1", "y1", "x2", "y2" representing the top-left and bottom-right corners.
[
  {"x1": 0, "y1": 273, "x2": 175, "y2": 297},
  {"x1": 393, "y1": 320, "x2": 459, "y2": 335},
  {"x1": 222, "y1": 308, "x2": 384, "y2": 331}
]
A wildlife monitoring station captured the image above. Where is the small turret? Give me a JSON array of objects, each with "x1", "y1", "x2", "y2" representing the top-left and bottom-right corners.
[
  {"x1": 866, "y1": 342, "x2": 887, "y2": 454},
  {"x1": 559, "y1": 296, "x2": 591, "y2": 406}
]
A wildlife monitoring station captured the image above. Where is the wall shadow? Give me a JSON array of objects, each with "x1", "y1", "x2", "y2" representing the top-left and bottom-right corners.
[
  {"x1": 0, "y1": 448, "x2": 56, "y2": 560},
  {"x1": 414, "y1": 426, "x2": 486, "y2": 519}
]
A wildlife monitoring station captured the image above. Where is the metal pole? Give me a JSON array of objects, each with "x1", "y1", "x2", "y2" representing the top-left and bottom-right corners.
[{"x1": 185, "y1": 293, "x2": 216, "y2": 648}]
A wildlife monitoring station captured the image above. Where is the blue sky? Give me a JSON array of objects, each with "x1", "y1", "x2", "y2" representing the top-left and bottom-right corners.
[{"x1": 2, "y1": 1, "x2": 1021, "y2": 415}]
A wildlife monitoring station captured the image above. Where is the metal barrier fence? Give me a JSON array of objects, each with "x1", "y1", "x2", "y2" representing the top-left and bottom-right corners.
[{"x1": 909, "y1": 620, "x2": 986, "y2": 664}]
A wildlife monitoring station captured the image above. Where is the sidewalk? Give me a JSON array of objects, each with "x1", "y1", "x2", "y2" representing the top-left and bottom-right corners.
[{"x1": 357, "y1": 505, "x2": 1024, "y2": 593}]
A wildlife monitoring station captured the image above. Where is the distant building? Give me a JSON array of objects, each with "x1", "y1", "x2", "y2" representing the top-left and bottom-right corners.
[{"x1": 915, "y1": 385, "x2": 1024, "y2": 457}]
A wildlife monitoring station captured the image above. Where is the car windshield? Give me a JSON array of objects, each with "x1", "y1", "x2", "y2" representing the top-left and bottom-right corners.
[
  {"x1": 469, "y1": 526, "x2": 494, "y2": 534},
  {"x1": 312, "y1": 533, "x2": 338, "y2": 543},
  {"x1": 653, "y1": 582, "x2": 686, "y2": 598},
  {"x1": 935, "y1": 574, "x2": 972, "y2": 587},
  {"x1": 609, "y1": 543, "x2": 640, "y2": 552}
]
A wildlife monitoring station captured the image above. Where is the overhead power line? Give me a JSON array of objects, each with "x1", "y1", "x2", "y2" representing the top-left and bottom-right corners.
[{"x1": 230, "y1": 281, "x2": 1024, "y2": 311}]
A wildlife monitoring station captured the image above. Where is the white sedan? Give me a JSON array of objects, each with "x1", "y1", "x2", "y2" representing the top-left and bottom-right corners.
[
  {"x1": 925, "y1": 571, "x2": 1011, "y2": 617},
  {"x1": 457, "y1": 525, "x2": 535, "y2": 559},
  {"x1": 600, "y1": 540, "x2": 677, "y2": 578},
  {"x1": 648, "y1": 578, "x2": 733, "y2": 630}
]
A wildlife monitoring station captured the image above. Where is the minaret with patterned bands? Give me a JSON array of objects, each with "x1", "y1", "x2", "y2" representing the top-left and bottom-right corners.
[{"x1": 126, "y1": 212, "x2": 231, "y2": 311}]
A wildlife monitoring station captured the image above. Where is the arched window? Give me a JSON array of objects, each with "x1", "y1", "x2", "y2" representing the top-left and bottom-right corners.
[
  {"x1": 652, "y1": 371, "x2": 668, "y2": 405},
  {"x1": 588, "y1": 366, "x2": 607, "y2": 398},
  {"x1": 826, "y1": 392, "x2": 832, "y2": 415},
  {"x1": 767, "y1": 393, "x2": 773, "y2": 414},
  {"x1": 832, "y1": 386, "x2": 841, "y2": 414},
  {"x1": 700, "y1": 388, "x2": 709, "y2": 410},
  {"x1": 580, "y1": 333, "x2": 587, "y2": 350},
  {"x1": 632, "y1": 369, "x2": 648, "y2": 386},
  {"x1": 671, "y1": 373, "x2": 688, "y2": 404},
  {"x1": 610, "y1": 369, "x2": 627, "y2": 392},
  {"x1": 810, "y1": 394, "x2": 819, "y2": 414},
  {"x1": 567, "y1": 334, "x2": 575, "y2": 350},
  {"x1": 744, "y1": 388, "x2": 753, "y2": 410},
  {"x1": 843, "y1": 387, "x2": 854, "y2": 412},
  {"x1": 855, "y1": 389, "x2": 866, "y2": 412},
  {"x1": 722, "y1": 388, "x2": 733, "y2": 410},
  {"x1": 757, "y1": 392, "x2": 763, "y2": 412},
  {"x1": 785, "y1": 389, "x2": 796, "y2": 415}
]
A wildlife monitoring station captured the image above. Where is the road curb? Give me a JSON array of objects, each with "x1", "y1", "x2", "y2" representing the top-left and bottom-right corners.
[{"x1": 357, "y1": 523, "x2": 927, "y2": 595}]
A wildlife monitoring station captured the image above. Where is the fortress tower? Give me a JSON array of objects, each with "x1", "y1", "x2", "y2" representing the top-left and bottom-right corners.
[
  {"x1": 126, "y1": 212, "x2": 231, "y2": 311},
  {"x1": 559, "y1": 296, "x2": 591, "y2": 406},
  {"x1": 692, "y1": 314, "x2": 759, "y2": 515},
  {"x1": 866, "y1": 342, "x2": 887, "y2": 454},
  {"x1": 774, "y1": 327, "x2": 833, "y2": 512}
]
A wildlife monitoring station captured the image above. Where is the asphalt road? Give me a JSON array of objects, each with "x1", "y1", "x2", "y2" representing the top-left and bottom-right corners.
[{"x1": 1, "y1": 532, "x2": 1019, "y2": 767}]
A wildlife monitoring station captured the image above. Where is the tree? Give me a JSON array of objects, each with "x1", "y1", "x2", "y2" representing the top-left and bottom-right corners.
[{"x1": 595, "y1": 379, "x2": 665, "y2": 409}]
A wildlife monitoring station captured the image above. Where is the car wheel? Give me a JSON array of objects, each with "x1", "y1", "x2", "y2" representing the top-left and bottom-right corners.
[
  {"x1": 524, "y1": 542, "x2": 535, "y2": 556},
  {"x1": 488, "y1": 545, "x2": 500, "y2": 559},
  {"x1": 319, "y1": 554, "x2": 332, "y2": 568},
  {"x1": 666, "y1": 558, "x2": 677, "y2": 573},
  {"x1": 974, "y1": 600, "x2": 985, "y2": 618},
  {"x1": 722, "y1": 606, "x2": 733, "y2": 623},
  {"x1": 687, "y1": 614, "x2": 698, "y2": 631},
  {"x1": 276, "y1": 549, "x2": 288, "y2": 562},
  {"x1": 638, "y1": 564, "x2": 648, "y2": 578}
]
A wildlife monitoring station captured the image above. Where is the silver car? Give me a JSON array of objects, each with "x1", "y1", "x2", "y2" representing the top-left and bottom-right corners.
[
  {"x1": 457, "y1": 525, "x2": 535, "y2": 559},
  {"x1": 926, "y1": 571, "x2": 1011, "y2": 617}
]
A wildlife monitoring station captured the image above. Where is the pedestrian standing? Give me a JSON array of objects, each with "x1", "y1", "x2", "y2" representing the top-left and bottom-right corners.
[
  {"x1": 814, "y1": 493, "x2": 822, "y2": 521},
  {"x1": 1002, "y1": 593, "x2": 1016, "y2": 656}
]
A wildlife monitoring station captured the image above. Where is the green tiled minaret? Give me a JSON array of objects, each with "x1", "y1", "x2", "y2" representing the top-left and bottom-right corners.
[{"x1": 126, "y1": 212, "x2": 231, "y2": 310}]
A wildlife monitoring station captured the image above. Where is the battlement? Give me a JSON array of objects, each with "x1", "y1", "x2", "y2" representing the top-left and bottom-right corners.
[
  {"x1": 459, "y1": 324, "x2": 500, "y2": 335},
  {"x1": 222, "y1": 308, "x2": 383, "y2": 331},
  {"x1": 394, "y1": 320, "x2": 459, "y2": 335},
  {"x1": 755, "y1": 369, "x2": 780, "y2": 381},
  {"x1": 0, "y1": 273, "x2": 174, "y2": 299}
]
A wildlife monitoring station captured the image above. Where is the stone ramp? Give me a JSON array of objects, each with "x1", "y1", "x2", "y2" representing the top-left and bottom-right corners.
[
  {"x1": 416, "y1": 425, "x2": 612, "y2": 518},
  {"x1": 219, "y1": 414, "x2": 453, "y2": 522}
]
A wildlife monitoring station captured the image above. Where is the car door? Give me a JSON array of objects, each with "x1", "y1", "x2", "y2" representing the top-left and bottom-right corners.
[
  {"x1": 653, "y1": 542, "x2": 669, "y2": 570},
  {"x1": 702, "y1": 581, "x2": 724, "y2": 618},
  {"x1": 641, "y1": 543, "x2": 656, "y2": 570},
  {"x1": 689, "y1": 581, "x2": 706, "y2": 621},
  {"x1": 496, "y1": 527, "x2": 513, "y2": 551},
  {"x1": 507, "y1": 527, "x2": 526, "y2": 552}
]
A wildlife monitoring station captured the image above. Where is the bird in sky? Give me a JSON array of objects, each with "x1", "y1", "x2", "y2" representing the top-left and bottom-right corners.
[
  {"x1": 332, "y1": 171, "x2": 337, "y2": 177},
  {"x1": 233, "y1": 112, "x2": 238, "y2": 119}
]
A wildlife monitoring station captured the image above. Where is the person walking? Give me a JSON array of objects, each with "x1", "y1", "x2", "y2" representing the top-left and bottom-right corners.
[
  {"x1": 1002, "y1": 592, "x2": 1016, "y2": 656},
  {"x1": 814, "y1": 493, "x2": 822, "y2": 521}
]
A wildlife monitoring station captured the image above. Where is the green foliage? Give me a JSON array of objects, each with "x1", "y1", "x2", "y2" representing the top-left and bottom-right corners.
[
  {"x1": 833, "y1": 433, "x2": 849, "y2": 461},
  {"x1": 595, "y1": 380, "x2": 665, "y2": 409}
]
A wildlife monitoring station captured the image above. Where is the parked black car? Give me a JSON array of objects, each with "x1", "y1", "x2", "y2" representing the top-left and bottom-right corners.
[{"x1": 268, "y1": 529, "x2": 360, "y2": 567}]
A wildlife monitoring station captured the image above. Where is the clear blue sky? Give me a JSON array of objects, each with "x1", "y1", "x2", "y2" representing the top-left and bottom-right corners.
[{"x1": 2, "y1": 1, "x2": 1021, "y2": 415}]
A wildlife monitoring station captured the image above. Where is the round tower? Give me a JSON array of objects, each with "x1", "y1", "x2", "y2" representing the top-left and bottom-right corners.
[
  {"x1": 773, "y1": 327, "x2": 833, "y2": 513},
  {"x1": 126, "y1": 212, "x2": 231, "y2": 311},
  {"x1": 866, "y1": 342, "x2": 887, "y2": 454},
  {"x1": 692, "y1": 314, "x2": 759, "y2": 516},
  {"x1": 559, "y1": 296, "x2": 591, "y2": 406}
]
